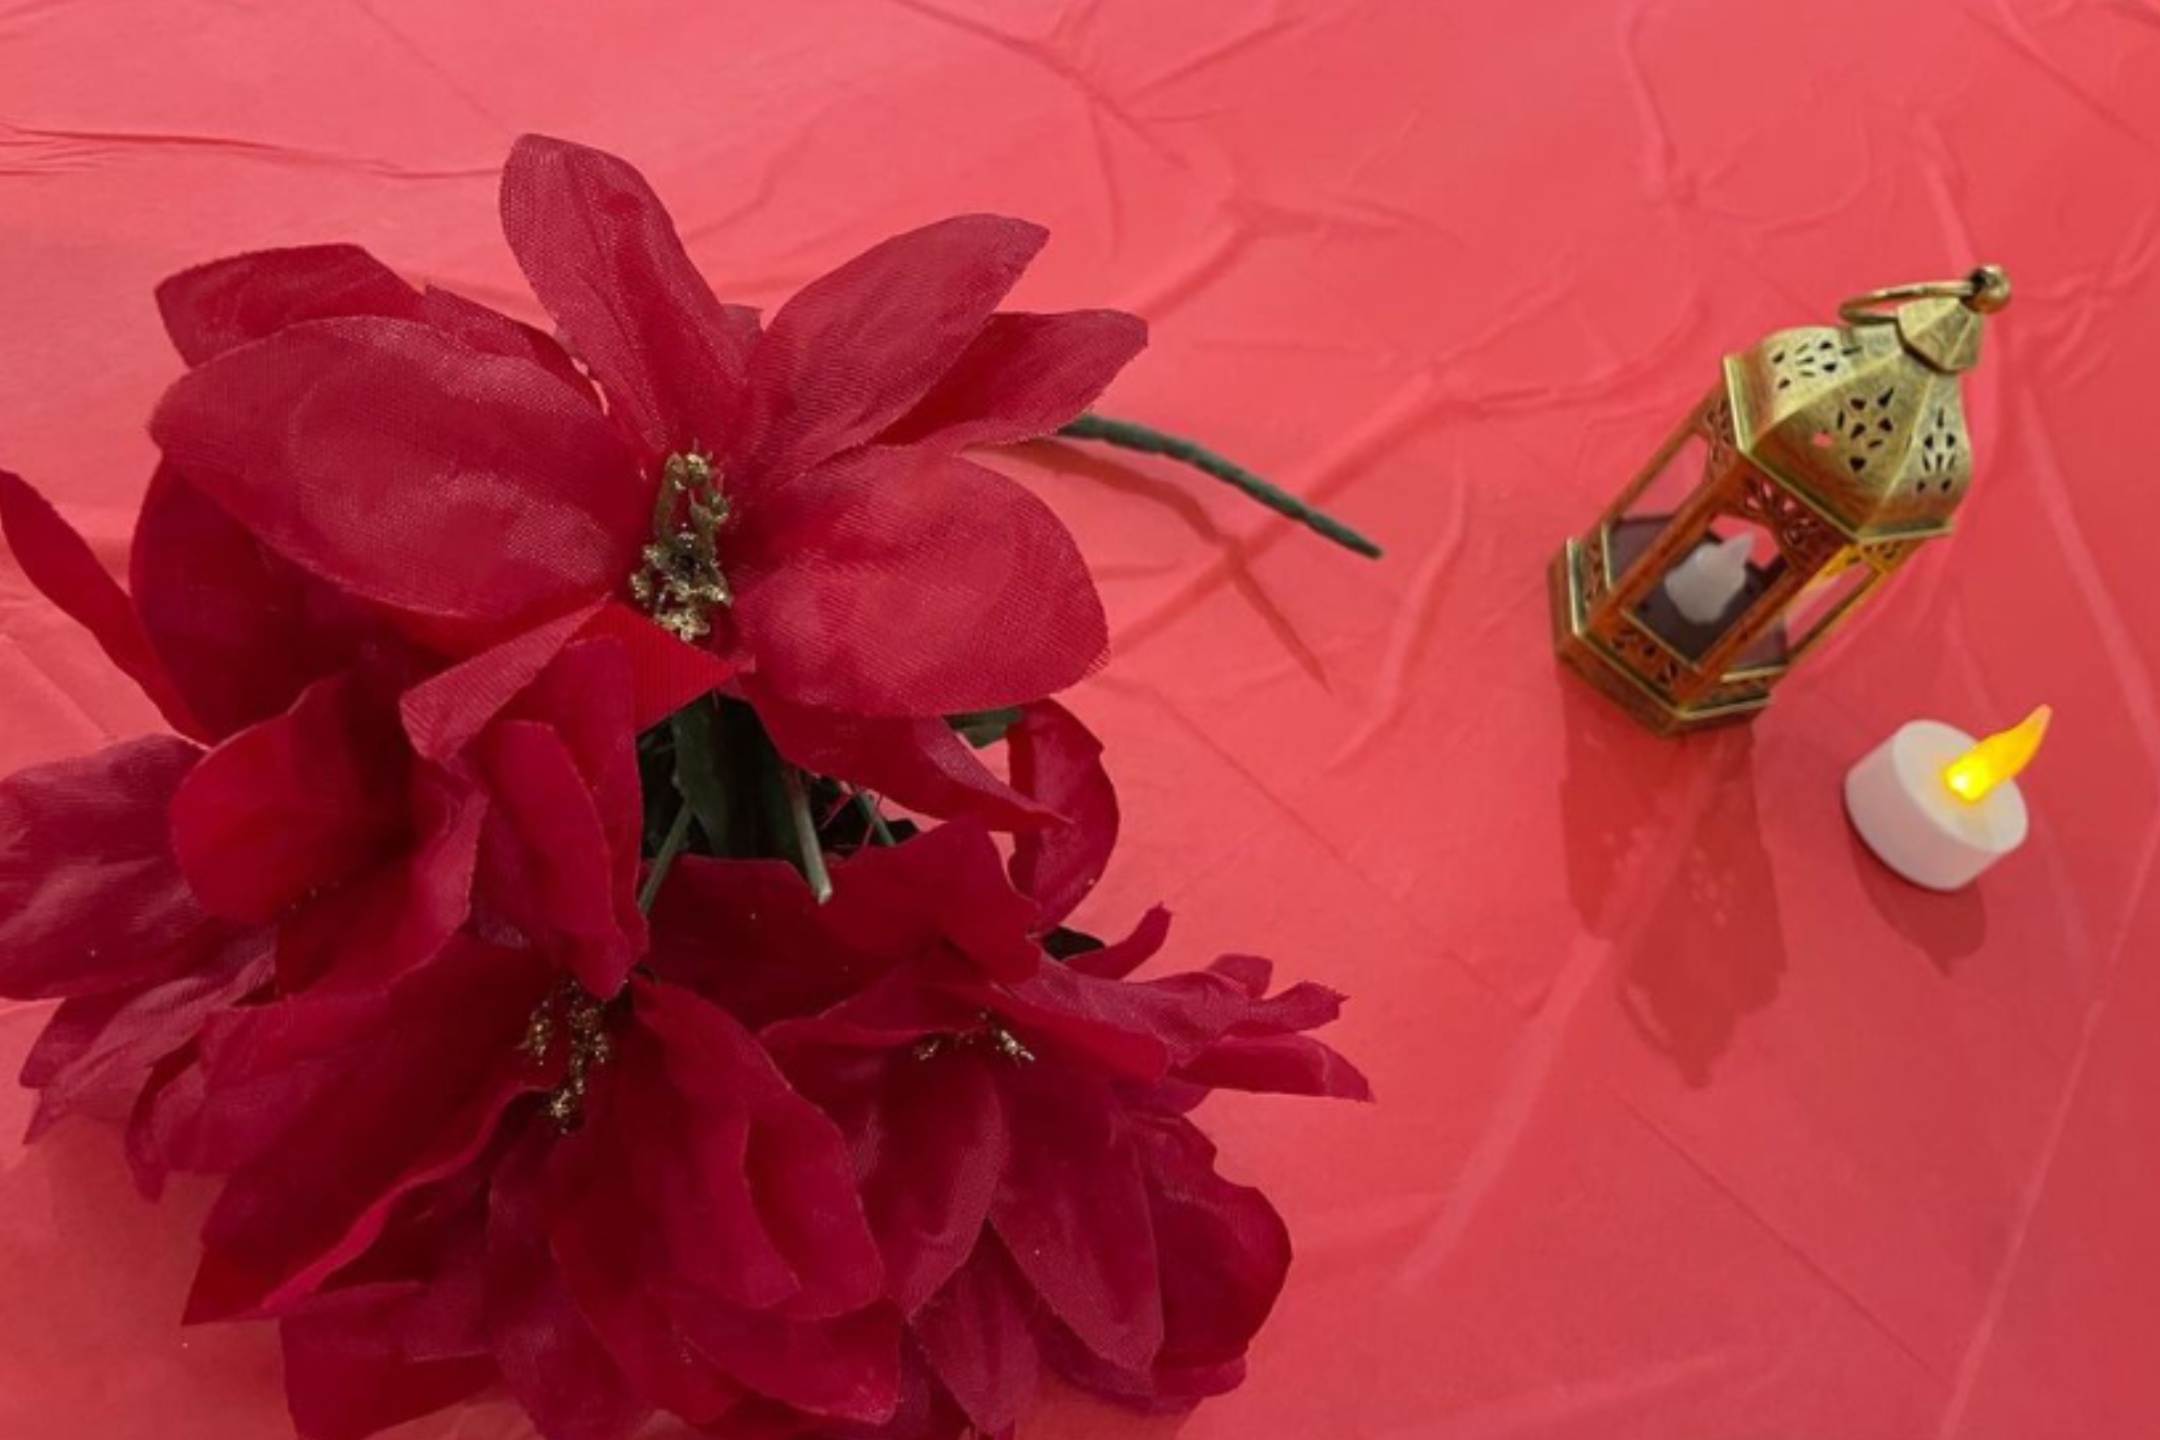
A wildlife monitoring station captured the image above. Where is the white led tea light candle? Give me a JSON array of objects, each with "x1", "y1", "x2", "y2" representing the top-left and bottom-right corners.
[{"x1": 1844, "y1": 706, "x2": 2050, "y2": 891}]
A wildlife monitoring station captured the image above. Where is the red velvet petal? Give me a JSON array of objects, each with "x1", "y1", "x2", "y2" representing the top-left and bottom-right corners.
[
  {"x1": 150, "y1": 316, "x2": 648, "y2": 646},
  {"x1": 400, "y1": 603, "x2": 604, "y2": 762},
  {"x1": 879, "y1": 310, "x2": 1146, "y2": 452},
  {"x1": 131, "y1": 465, "x2": 382, "y2": 740},
  {"x1": 487, "y1": 1128, "x2": 650, "y2": 1440},
  {"x1": 750, "y1": 685, "x2": 1050, "y2": 832},
  {"x1": 1007, "y1": 701, "x2": 1119, "y2": 927},
  {"x1": 913, "y1": 1241, "x2": 1042, "y2": 1436},
  {"x1": 0, "y1": 736, "x2": 224, "y2": 1001},
  {"x1": 156, "y1": 244, "x2": 422, "y2": 365},
  {"x1": 501, "y1": 134, "x2": 754, "y2": 458},
  {"x1": 731, "y1": 447, "x2": 1107, "y2": 717},
  {"x1": 171, "y1": 669, "x2": 412, "y2": 924},
  {"x1": 186, "y1": 939, "x2": 550, "y2": 1321},
  {"x1": 476, "y1": 719, "x2": 644, "y2": 998},
  {"x1": 739, "y1": 216, "x2": 1046, "y2": 482},
  {"x1": 21, "y1": 929, "x2": 271, "y2": 1141},
  {"x1": 0, "y1": 468, "x2": 202, "y2": 736}
]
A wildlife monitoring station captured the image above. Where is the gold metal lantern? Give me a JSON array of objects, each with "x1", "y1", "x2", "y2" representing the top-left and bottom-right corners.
[{"x1": 1550, "y1": 267, "x2": 2012, "y2": 735}]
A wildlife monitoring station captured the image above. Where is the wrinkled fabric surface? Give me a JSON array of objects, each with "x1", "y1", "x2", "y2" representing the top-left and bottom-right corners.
[{"x1": 3, "y1": 2, "x2": 2158, "y2": 1438}]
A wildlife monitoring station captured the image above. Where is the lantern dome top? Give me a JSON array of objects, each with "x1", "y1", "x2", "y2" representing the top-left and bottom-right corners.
[{"x1": 1726, "y1": 267, "x2": 2009, "y2": 540}]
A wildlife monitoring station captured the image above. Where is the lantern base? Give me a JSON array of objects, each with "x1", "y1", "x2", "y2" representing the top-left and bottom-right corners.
[{"x1": 1548, "y1": 543, "x2": 1773, "y2": 737}]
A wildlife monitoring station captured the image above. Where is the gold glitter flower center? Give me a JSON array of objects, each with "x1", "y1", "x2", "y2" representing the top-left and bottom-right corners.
[
  {"x1": 630, "y1": 451, "x2": 732, "y2": 642},
  {"x1": 522, "y1": 980, "x2": 617, "y2": 1132},
  {"x1": 913, "y1": 1013, "x2": 1036, "y2": 1066}
]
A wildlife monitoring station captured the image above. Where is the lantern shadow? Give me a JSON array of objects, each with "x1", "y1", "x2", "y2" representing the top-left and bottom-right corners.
[
  {"x1": 1555, "y1": 679, "x2": 1788, "y2": 1086},
  {"x1": 1842, "y1": 819, "x2": 1989, "y2": 973}
]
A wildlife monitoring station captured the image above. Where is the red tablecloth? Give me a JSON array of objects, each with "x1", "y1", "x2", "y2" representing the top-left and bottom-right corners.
[{"x1": 4, "y1": 2, "x2": 2157, "y2": 1437}]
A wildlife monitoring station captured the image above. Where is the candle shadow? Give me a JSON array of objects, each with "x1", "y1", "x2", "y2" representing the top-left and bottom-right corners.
[
  {"x1": 1556, "y1": 677, "x2": 1788, "y2": 1087},
  {"x1": 1843, "y1": 819, "x2": 1989, "y2": 974}
]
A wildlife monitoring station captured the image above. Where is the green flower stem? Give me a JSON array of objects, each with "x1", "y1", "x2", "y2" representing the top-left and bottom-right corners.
[
  {"x1": 783, "y1": 766, "x2": 835, "y2": 903},
  {"x1": 637, "y1": 800, "x2": 696, "y2": 914},
  {"x1": 1057, "y1": 412, "x2": 1382, "y2": 559},
  {"x1": 855, "y1": 791, "x2": 898, "y2": 846}
]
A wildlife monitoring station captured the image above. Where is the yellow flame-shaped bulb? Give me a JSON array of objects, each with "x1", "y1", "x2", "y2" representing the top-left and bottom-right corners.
[{"x1": 1942, "y1": 706, "x2": 2052, "y2": 804}]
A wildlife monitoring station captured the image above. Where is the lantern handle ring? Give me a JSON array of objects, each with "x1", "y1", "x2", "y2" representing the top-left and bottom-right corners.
[{"x1": 1839, "y1": 266, "x2": 2011, "y2": 326}]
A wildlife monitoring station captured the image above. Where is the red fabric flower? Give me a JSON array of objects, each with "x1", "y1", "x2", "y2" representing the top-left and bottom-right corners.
[
  {"x1": 148, "y1": 135, "x2": 1144, "y2": 825},
  {"x1": 650, "y1": 826, "x2": 1369, "y2": 1435}
]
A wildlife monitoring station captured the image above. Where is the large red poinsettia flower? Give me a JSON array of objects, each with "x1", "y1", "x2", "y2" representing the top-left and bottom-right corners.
[
  {"x1": 645, "y1": 826, "x2": 1370, "y2": 1437},
  {"x1": 149, "y1": 134, "x2": 1145, "y2": 825}
]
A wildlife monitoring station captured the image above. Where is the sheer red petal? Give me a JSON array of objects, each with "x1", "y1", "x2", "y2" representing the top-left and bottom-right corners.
[
  {"x1": 749, "y1": 684, "x2": 1051, "y2": 831},
  {"x1": 171, "y1": 670, "x2": 411, "y2": 923},
  {"x1": 399, "y1": 603, "x2": 604, "y2": 763},
  {"x1": 486, "y1": 1129, "x2": 651, "y2": 1440},
  {"x1": 646, "y1": 857, "x2": 873, "y2": 1030},
  {"x1": 280, "y1": 1284, "x2": 497, "y2": 1440},
  {"x1": 0, "y1": 468, "x2": 201, "y2": 736},
  {"x1": 575, "y1": 600, "x2": 736, "y2": 731},
  {"x1": 21, "y1": 930, "x2": 271, "y2": 1141},
  {"x1": 419, "y1": 285, "x2": 597, "y2": 401},
  {"x1": 156, "y1": 244, "x2": 422, "y2": 365},
  {"x1": 501, "y1": 134, "x2": 753, "y2": 458},
  {"x1": 476, "y1": 718, "x2": 644, "y2": 998},
  {"x1": 819, "y1": 823, "x2": 1040, "y2": 984},
  {"x1": 913, "y1": 1241, "x2": 1042, "y2": 1437},
  {"x1": 879, "y1": 311, "x2": 1146, "y2": 452},
  {"x1": 1007, "y1": 701, "x2": 1119, "y2": 926},
  {"x1": 732, "y1": 447, "x2": 1107, "y2": 717},
  {"x1": 131, "y1": 465, "x2": 383, "y2": 740},
  {"x1": 547, "y1": 980, "x2": 894, "y2": 1422},
  {"x1": 987, "y1": 1068, "x2": 1162, "y2": 1372},
  {"x1": 0, "y1": 736, "x2": 225, "y2": 1001},
  {"x1": 150, "y1": 316, "x2": 648, "y2": 645},
  {"x1": 185, "y1": 940, "x2": 550, "y2": 1321},
  {"x1": 1062, "y1": 905, "x2": 1172, "y2": 981},
  {"x1": 740, "y1": 216, "x2": 1047, "y2": 482}
]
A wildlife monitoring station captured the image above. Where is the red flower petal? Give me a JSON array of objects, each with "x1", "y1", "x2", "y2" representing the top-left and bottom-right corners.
[
  {"x1": 879, "y1": 310, "x2": 1146, "y2": 452},
  {"x1": 740, "y1": 216, "x2": 1046, "y2": 482},
  {"x1": 399, "y1": 603, "x2": 603, "y2": 762},
  {"x1": 913, "y1": 1241, "x2": 1042, "y2": 1437},
  {"x1": 21, "y1": 930, "x2": 271, "y2": 1141},
  {"x1": 501, "y1": 134, "x2": 754, "y2": 458},
  {"x1": 749, "y1": 684, "x2": 1051, "y2": 832},
  {"x1": 785, "y1": 1044, "x2": 1009, "y2": 1316},
  {"x1": 1007, "y1": 701, "x2": 1119, "y2": 927},
  {"x1": 548, "y1": 980, "x2": 894, "y2": 1422},
  {"x1": 821, "y1": 824, "x2": 1041, "y2": 984},
  {"x1": 577, "y1": 600, "x2": 736, "y2": 732},
  {"x1": 1174, "y1": 1033, "x2": 1374, "y2": 1101},
  {"x1": 987, "y1": 1067, "x2": 1162, "y2": 1373},
  {"x1": 486, "y1": 1128, "x2": 651, "y2": 1440},
  {"x1": 1063, "y1": 905, "x2": 1172, "y2": 981},
  {"x1": 0, "y1": 468, "x2": 202, "y2": 736},
  {"x1": 171, "y1": 669, "x2": 412, "y2": 924},
  {"x1": 275, "y1": 778, "x2": 488, "y2": 994},
  {"x1": 732, "y1": 446, "x2": 1107, "y2": 717},
  {"x1": 476, "y1": 719, "x2": 644, "y2": 998},
  {"x1": 156, "y1": 244, "x2": 422, "y2": 365},
  {"x1": 0, "y1": 736, "x2": 223, "y2": 1001},
  {"x1": 419, "y1": 285, "x2": 597, "y2": 401},
  {"x1": 130, "y1": 464, "x2": 382, "y2": 740},
  {"x1": 185, "y1": 939, "x2": 550, "y2": 1322},
  {"x1": 150, "y1": 315, "x2": 648, "y2": 646},
  {"x1": 647, "y1": 857, "x2": 875, "y2": 1031},
  {"x1": 280, "y1": 1286, "x2": 498, "y2": 1440}
]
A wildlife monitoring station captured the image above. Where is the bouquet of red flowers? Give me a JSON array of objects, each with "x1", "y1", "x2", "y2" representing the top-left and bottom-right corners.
[{"x1": 0, "y1": 136, "x2": 1370, "y2": 1440}]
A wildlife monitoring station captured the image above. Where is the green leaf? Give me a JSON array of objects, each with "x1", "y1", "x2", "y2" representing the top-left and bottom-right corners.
[
  {"x1": 669, "y1": 699, "x2": 731, "y2": 854},
  {"x1": 949, "y1": 707, "x2": 1023, "y2": 749}
]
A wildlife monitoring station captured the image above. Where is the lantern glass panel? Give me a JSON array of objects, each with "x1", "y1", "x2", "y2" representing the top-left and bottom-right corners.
[
  {"x1": 1628, "y1": 512, "x2": 1782, "y2": 663},
  {"x1": 1778, "y1": 554, "x2": 1875, "y2": 657}
]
